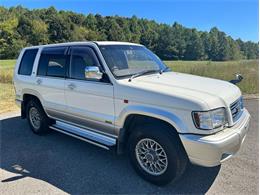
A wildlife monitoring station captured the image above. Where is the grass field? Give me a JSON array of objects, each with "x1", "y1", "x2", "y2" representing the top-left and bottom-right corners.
[
  {"x1": 0, "y1": 83, "x2": 17, "y2": 113},
  {"x1": 168, "y1": 60, "x2": 259, "y2": 94},
  {"x1": 0, "y1": 59, "x2": 258, "y2": 114}
]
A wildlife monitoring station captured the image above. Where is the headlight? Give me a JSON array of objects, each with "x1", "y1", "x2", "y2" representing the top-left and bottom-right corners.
[{"x1": 192, "y1": 108, "x2": 227, "y2": 130}]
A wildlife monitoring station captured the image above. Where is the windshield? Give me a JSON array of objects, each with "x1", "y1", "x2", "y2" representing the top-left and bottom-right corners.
[{"x1": 99, "y1": 45, "x2": 167, "y2": 78}]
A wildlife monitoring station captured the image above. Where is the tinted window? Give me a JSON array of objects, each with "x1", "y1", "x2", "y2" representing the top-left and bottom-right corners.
[
  {"x1": 18, "y1": 49, "x2": 38, "y2": 75},
  {"x1": 37, "y1": 47, "x2": 67, "y2": 78},
  {"x1": 70, "y1": 47, "x2": 100, "y2": 80}
]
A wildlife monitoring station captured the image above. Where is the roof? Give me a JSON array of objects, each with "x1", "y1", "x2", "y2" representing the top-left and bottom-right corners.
[
  {"x1": 94, "y1": 41, "x2": 142, "y2": 46},
  {"x1": 23, "y1": 41, "x2": 142, "y2": 50}
]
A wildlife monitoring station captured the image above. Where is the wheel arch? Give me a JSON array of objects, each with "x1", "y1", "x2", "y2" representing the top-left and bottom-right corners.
[
  {"x1": 116, "y1": 105, "x2": 187, "y2": 133},
  {"x1": 21, "y1": 89, "x2": 45, "y2": 119},
  {"x1": 116, "y1": 105, "x2": 188, "y2": 154}
]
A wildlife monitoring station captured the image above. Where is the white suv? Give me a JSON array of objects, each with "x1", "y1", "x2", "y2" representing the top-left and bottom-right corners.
[{"x1": 13, "y1": 41, "x2": 250, "y2": 185}]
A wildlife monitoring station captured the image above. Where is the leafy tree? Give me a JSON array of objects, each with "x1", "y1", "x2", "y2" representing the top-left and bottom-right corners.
[
  {"x1": 129, "y1": 16, "x2": 141, "y2": 43},
  {"x1": 184, "y1": 29, "x2": 204, "y2": 60},
  {"x1": 227, "y1": 37, "x2": 242, "y2": 60},
  {"x1": 72, "y1": 26, "x2": 100, "y2": 41},
  {"x1": 0, "y1": 6, "x2": 258, "y2": 60},
  {"x1": 48, "y1": 15, "x2": 72, "y2": 42},
  {"x1": 140, "y1": 29, "x2": 158, "y2": 51},
  {"x1": 237, "y1": 39, "x2": 259, "y2": 59},
  {"x1": 156, "y1": 25, "x2": 178, "y2": 60},
  {"x1": 0, "y1": 17, "x2": 25, "y2": 58},
  {"x1": 207, "y1": 28, "x2": 218, "y2": 60},
  {"x1": 200, "y1": 32, "x2": 210, "y2": 60},
  {"x1": 30, "y1": 20, "x2": 48, "y2": 45},
  {"x1": 104, "y1": 18, "x2": 125, "y2": 41},
  {"x1": 83, "y1": 14, "x2": 97, "y2": 30},
  {"x1": 172, "y1": 22, "x2": 186, "y2": 60},
  {"x1": 140, "y1": 20, "x2": 159, "y2": 50}
]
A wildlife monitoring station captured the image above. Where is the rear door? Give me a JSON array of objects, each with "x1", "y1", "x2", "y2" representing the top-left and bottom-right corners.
[
  {"x1": 64, "y1": 45, "x2": 115, "y2": 136},
  {"x1": 35, "y1": 46, "x2": 69, "y2": 118}
]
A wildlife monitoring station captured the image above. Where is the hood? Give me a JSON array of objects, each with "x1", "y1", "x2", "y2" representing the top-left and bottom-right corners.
[{"x1": 118, "y1": 71, "x2": 241, "y2": 110}]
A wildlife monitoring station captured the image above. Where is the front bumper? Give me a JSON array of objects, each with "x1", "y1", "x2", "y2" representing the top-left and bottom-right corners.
[{"x1": 179, "y1": 108, "x2": 250, "y2": 167}]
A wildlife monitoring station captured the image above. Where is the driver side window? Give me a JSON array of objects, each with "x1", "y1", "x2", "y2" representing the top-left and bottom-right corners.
[{"x1": 70, "y1": 46, "x2": 100, "y2": 80}]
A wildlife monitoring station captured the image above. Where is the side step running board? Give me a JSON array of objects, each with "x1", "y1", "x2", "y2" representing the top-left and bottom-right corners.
[{"x1": 49, "y1": 121, "x2": 116, "y2": 150}]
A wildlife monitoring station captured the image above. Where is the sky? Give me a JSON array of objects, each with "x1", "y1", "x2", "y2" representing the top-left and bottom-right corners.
[{"x1": 1, "y1": 0, "x2": 259, "y2": 42}]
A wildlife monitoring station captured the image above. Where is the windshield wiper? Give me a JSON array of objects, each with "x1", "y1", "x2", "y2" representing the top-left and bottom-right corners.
[
  {"x1": 159, "y1": 66, "x2": 170, "y2": 74},
  {"x1": 128, "y1": 69, "x2": 159, "y2": 82}
]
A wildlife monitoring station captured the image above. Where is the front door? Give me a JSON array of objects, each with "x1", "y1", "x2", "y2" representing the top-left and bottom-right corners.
[{"x1": 64, "y1": 46, "x2": 115, "y2": 136}]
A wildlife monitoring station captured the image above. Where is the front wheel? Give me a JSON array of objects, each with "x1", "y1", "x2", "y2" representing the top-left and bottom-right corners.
[
  {"x1": 135, "y1": 138, "x2": 169, "y2": 176},
  {"x1": 128, "y1": 123, "x2": 188, "y2": 185}
]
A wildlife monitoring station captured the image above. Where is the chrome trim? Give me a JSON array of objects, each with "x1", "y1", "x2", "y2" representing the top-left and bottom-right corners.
[
  {"x1": 36, "y1": 75, "x2": 65, "y2": 80},
  {"x1": 46, "y1": 108, "x2": 117, "y2": 138},
  {"x1": 229, "y1": 74, "x2": 243, "y2": 85},
  {"x1": 51, "y1": 120, "x2": 116, "y2": 147},
  {"x1": 85, "y1": 66, "x2": 103, "y2": 80},
  {"x1": 65, "y1": 78, "x2": 113, "y2": 86},
  {"x1": 46, "y1": 104, "x2": 113, "y2": 124},
  {"x1": 50, "y1": 126, "x2": 110, "y2": 150},
  {"x1": 230, "y1": 97, "x2": 243, "y2": 123}
]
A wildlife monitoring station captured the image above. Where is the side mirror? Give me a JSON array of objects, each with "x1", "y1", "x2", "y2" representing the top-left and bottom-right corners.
[
  {"x1": 85, "y1": 66, "x2": 103, "y2": 80},
  {"x1": 235, "y1": 74, "x2": 243, "y2": 81},
  {"x1": 229, "y1": 73, "x2": 243, "y2": 85}
]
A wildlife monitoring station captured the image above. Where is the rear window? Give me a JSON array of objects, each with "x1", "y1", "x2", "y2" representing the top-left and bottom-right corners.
[
  {"x1": 37, "y1": 47, "x2": 68, "y2": 78},
  {"x1": 18, "y1": 49, "x2": 38, "y2": 75}
]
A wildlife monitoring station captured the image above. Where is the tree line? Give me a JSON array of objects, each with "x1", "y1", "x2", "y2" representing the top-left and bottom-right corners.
[{"x1": 0, "y1": 6, "x2": 258, "y2": 60}]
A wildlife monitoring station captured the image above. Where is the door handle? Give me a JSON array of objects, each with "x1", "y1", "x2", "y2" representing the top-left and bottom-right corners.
[
  {"x1": 68, "y1": 83, "x2": 76, "y2": 90},
  {"x1": 36, "y1": 79, "x2": 42, "y2": 85}
]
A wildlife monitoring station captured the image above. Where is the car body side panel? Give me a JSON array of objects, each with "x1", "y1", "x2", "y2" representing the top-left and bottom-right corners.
[{"x1": 64, "y1": 79, "x2": 116, "y2": 136}]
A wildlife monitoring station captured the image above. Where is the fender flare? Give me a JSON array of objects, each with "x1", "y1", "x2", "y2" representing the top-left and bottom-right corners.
[
  {"x1": 21, "y1": 88, "x2": 44, "y2": 103},
  {"x1": 21, "y1": 88, "x2": 47, "y2": 115},
  {"x1": 116, "y1": 105, "x2": 188, "y2": 133}
]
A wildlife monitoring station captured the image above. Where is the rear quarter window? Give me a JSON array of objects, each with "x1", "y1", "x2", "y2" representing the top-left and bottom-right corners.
[{"x1": 18, "y1": 49, "x2": 39, "y2": 75}]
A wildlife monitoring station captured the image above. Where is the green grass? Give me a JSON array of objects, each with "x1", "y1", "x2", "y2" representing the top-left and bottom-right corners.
[
  {"x1": 0, "y1": 59, "x2": 258, "y2": 94},
  {"x1": 0, "y1": 59, "x2": 16, "y2": 69},
  {"x1": 0, "y1": 59, "x2": 16, "y2": 83},
  {"x1": 165, "y1": 60, "x2": 259, "y2": 94},
  {"x1": 0, "y1": 83, "x2": 18, "y2": 114},
  {"x1": 0, "y1": 59, "x2": 258, "y2": 113}
]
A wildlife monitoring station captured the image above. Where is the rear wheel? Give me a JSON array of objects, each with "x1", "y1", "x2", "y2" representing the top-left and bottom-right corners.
[
  {"x1": 128, "y1": 123, "x2": 188, "y2": 185},
  {"x1": 26, "y1": 99, "x2": 52, "y2": 134}
]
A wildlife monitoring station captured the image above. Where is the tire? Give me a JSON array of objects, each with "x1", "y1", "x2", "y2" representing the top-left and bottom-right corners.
[
  {"x1": 128, "y1": 123, "x2": 188, "y2": 185},
  {"x1": 26, "y1": 98, "x2": 52, "y2": 135}
]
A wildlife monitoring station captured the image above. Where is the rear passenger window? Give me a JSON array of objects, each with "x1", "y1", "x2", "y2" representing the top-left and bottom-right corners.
[
  {"x1": 37, "y1": 47, "x2": 67, "y2": 78},
  {"x1": 18, "y1": 49, "x2": 38, "y2": 75}
]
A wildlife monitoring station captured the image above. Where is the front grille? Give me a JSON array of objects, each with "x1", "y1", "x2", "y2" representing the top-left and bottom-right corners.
[{"x1": 230, "y1": 97, "x2": 244, "y2": 122}]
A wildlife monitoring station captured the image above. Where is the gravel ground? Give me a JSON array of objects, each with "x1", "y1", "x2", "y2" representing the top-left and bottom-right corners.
[{"x1": 0, "y1": 99, "x2": 258, "y2": 194}]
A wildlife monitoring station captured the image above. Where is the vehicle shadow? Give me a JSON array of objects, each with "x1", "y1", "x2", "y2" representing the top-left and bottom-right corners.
[{"x1": 1, "y1": 116, "x2": 220, "y2": 194}]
